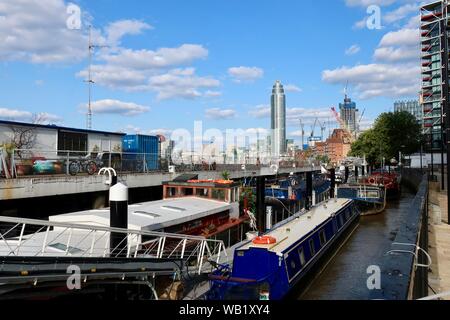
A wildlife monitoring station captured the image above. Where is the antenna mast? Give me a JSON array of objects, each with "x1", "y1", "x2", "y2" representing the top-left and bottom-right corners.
[
  {"x1": 85, "y1": 26, "x2": 108, "y2": 130},
  {"x1": 86, "y1": 26, "x2": 94, "y2": 130}
]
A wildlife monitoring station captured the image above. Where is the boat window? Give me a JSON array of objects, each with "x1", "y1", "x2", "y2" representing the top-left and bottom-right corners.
[
  {"x1": 161, "y1": 206, "x2": 186, "y2": 212},
  {"x1": 195, "y1": 188, "x2": 209, "y2": 198},
  {"x1": 298, "y1": 247, "x2": 306, "y2": 266},
  {"x1": 48, "y1": 243, "x2": 83, "y2": 255},
  {"x1": 134, "y1": 210, "x2": 161, "y2": 218},
  {"x1": 183, "y1": 188, "x2": 194, "y2": 196},
  {"x1": 212, "y1": 189, "x2": 226, "y2": 201},
  {"x1": 167, "y1": 187, "x2": 177, "y2": 197},
  {"x1": 339, "y1": 214, "x2": 344, "y2": 228},
  {"x1": 309, "y1": 239, "x2": 316, "y2": 256},
  {"x1": 319, "y1": 230, "x2": 327, "y2": 247},
  {"x1": 290, "y1": 260, "x2": 296, "y2": 270}
]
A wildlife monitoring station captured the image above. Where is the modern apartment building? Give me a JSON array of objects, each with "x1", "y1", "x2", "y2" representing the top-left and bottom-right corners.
[
  {"x1": 420, "y1": 1, "x2": 449, "y2": 151},
  {"x1": 394, "y1": 100, "x2": 423, "y2": 125}
]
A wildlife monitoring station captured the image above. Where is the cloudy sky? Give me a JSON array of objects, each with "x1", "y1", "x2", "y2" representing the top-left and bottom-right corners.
[{"x1": 0, "y1": 0, "x2": 422, "y2": 144}]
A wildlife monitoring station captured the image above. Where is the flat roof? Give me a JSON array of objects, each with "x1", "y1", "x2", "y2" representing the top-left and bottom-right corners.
[
  {"x1": 238, "y1": 198, "x2": 352, "y2": 253},
  {"x1": 49, "y1": 197, "x2": 231, "y2": 232},
  {"x1": 0, "y1": 119, "x2": 126, "y2": 136}
]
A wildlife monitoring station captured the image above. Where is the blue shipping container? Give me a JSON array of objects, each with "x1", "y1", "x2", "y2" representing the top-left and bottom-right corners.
[{"x1": 122, "y1": 135, "x2": 160, "y2": 171}]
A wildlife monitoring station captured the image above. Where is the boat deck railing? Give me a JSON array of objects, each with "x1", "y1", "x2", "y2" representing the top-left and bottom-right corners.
[{"x1": 0, "y1": 216, "x2": 228, "y2": 279}]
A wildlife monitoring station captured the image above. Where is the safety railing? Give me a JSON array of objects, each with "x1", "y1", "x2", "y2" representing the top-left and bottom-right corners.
[
  {"x1": 0, "y1": 147, "x2": 320, "y2": 179},
  {"x1": 0, "y1": 216, "x2": 227, "y2": 275}
]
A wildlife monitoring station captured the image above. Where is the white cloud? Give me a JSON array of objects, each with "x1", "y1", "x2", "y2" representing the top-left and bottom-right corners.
[
  {"x1": 228, "y1": 66, "x2": 264, "y2": 83},
  {"x1": 345, "y1": 44, "x2": 361, "y2": 56},
  {"x1": 322, "y1": 63, "x2": 420, "y2": 99},
  {"x1": 148, "y1": 69, "x2": 221, "y2": 100},
  {"x1": 249, "y1": 105, "x2": 270, "y2": 118},
  {"x1": 0, "y1": 108, "x2": 62, "y2": 123},
  {"x1": 205, "y1": 108, "x2": 237, "y2": 120},
  {"x1": 384, "y1": 4, "x2": 420, "y2": 24},
  {"x1": 204, "y1": 90, "x2": 222, "y2": 98},
  {"x1": 147, "y1": 128, "x2": 173, "y2": 136},
  {"x1": 284, "y1": 84, "x2": 303, "y2": 93},
  {"x1": 248, "y1": 104, "x2": 337, "y2": 127},
  {"x1": 379, "y1": 28, "x2": 418, "y2": 47},
  {"x1": 0, "y1": 0, "x2": 88, "y2": 63},
  {"x1": 102, "y1": 44, "x2": 208, "y2": 70},
  {"x1": 374, "y1": 28, "x2": 419, "y2": 62},
  {"x1": 353, "y1": 18, "x2": 368, "y2": 29},
  {"x1": 105, "y1": 20, "x2": 153, "y2": 46},
  {"x1": 84, "y1": 99, "x2": 150, "y2": 116}
]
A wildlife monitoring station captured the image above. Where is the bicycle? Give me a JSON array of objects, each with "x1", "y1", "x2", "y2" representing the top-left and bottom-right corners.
[{"x1": 69, "y1": 157, "x2": 99, "y2": 176}]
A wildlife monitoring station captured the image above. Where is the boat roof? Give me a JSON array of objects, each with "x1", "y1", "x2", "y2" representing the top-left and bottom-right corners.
[
  {"x1": 238, "y1": 198, "x2": 353, "y2": 254},
  {"x1": 49, "y1": 197, "x2": 231, "y2": 231}
]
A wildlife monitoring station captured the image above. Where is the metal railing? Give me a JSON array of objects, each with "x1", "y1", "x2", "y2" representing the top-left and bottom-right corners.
[
  {"x1": 0, "y1": 216, "x2": 227, "y2": 275},
  {"x1": 0, "y1": 147, "x2": 320, "y2": 178}
]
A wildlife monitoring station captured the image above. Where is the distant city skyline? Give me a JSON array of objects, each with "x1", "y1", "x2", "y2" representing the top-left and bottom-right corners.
[{"x1": 0, "y1": 0, "x2": 423, "y2": 146}]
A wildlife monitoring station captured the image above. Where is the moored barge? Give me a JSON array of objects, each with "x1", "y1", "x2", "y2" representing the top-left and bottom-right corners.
[{"x1": 208, "y1": 198, "x2": 358, "y2": 300}]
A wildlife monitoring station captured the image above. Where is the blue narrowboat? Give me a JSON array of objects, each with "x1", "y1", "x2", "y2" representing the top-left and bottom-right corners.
[{"x1": 208, "y1": 198, "x2": 359, "y2": 300}]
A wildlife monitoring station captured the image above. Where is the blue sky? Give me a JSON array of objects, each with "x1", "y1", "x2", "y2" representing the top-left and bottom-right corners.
[{"x1": 0, "y1": 0, "x2": 422, "y2": 144}]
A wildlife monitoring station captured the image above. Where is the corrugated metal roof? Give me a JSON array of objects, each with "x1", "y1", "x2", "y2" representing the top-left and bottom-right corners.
[{"x1": 0, "y1": 119, "x2": 126, "y2": 136}]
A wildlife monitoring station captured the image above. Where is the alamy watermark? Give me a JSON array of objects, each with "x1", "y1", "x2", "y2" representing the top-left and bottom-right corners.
[
  {"x1": 367, "y1": 265, "x2": 381, "y2": 290},
  {"x1": 66, "y1": 265, "x2": 81, "y2": 290},
  {"x1": 366, "y1": 5, "x2": 382, "y2": 30},
  {"x1": 66, "y1": 3, "x2": 82, "y2": 30}
]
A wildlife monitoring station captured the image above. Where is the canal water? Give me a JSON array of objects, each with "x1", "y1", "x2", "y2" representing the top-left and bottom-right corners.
[{"x1": 300, "y1": 190, "x2": 416, "y2": 300}]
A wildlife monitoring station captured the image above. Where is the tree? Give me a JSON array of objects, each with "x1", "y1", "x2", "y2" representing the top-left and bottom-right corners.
[{"x1": 349, "y1": 111, "x2": 422, "y2": 166}]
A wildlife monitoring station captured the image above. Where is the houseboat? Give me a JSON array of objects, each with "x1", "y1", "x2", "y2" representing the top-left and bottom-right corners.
[
  {"x1": 362, "y1": 170, "x2": 401, "y2": 198},
  {"x1": 49, "y1": 175, "x2": 249, "y2": 248},
  {"x1": 208, "y1": 198, "x2": 359, "y2": 300},
  {"x1": 337, "y1": 184, "x2": 386, "y2": 216}
]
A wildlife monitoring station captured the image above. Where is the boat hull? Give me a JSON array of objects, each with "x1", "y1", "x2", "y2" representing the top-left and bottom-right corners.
[{"x1": 208, "y1": 200, "x2": 359, "y2": 300}]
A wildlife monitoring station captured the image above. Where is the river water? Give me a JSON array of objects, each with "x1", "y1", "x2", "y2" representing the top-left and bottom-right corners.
[{"x1": 300, "y1": 190, "x2": 416, "y2": 300}]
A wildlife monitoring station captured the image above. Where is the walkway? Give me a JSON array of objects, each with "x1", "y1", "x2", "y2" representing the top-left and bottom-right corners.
[{"x1": 428, "y1": 184, "x2": 450, "y2": 300}]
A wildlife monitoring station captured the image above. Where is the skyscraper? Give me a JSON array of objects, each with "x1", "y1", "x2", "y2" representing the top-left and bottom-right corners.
[
  {"x1": 420, "y1": 1, "x2": 448, "y2": 151},
  {"x1": 339, "y1": 94, "x2": 359, "y2": 134},
  {"x1": 271, "y1": 80, "x2": 287, "y2": 157}
]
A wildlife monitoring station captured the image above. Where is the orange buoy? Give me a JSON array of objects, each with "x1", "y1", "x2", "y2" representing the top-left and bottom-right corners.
[{"x1": 252, "y1": 236, "x2": 277, "y2": 245}]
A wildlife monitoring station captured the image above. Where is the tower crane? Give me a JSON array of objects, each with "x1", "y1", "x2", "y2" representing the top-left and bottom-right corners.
[
  {"x1": 330, "y1": 107, "x2": 355, "y2": 143},
  {"x1": 299, "y1": 119, "x2": 305, "y2": 150},
  {"x1": 317, "y1": 119, "x2": 327, "y2": 142}
]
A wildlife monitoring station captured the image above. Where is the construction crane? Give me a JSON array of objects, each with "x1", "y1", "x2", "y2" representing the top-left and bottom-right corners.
[
  {"x1": 299, "y1": 119, "x2": 305, "y2": 150},
  {"x1": 317, "y1": 119, "x2": 327, "y2": 142},
  {"x1": 358, "y1": 108, "x2": 366, "y2": 131},
  {"x1": 310, "y1": 118, "x2": 318, "y2": 138},
  {"x1": 330, "y1": 107, "x2": 355, "y2": 143}
]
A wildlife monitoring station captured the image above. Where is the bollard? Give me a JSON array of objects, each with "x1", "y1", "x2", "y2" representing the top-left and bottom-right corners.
[
  {"x1": 110, "y1": 182, "x2": 128, "y2": 257},
  {"x1": 330, "y1": 168, "x2": 336, "y2": 198},
  {"x1": 266, "y1": 206, "x2": 273, "y2": 231},
  {"x1": 306, "y1": 172, "x2": 313, "y2": 210},
  {"x1": 256, "y1": 176, "x2": 266, "y2": 234}
]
